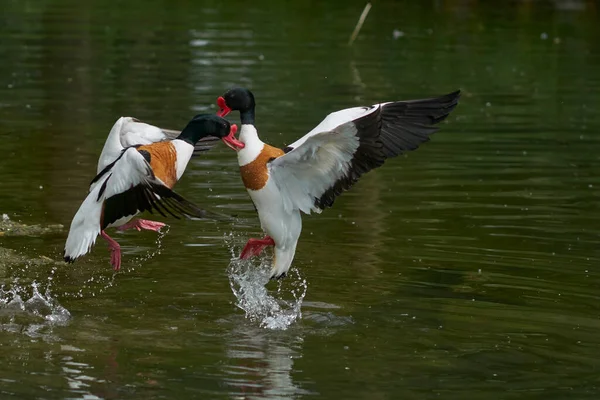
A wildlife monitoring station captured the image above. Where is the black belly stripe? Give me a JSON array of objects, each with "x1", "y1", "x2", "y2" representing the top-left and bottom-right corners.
[
  {"x1": 97, "y1": 173, "x2": 112, "y2": 201},
  {"x1": 138, "y1": 149, "x2": 151, "y2": 163}
]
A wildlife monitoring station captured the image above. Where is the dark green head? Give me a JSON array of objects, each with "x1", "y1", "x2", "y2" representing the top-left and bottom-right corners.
[
  {"x1": 216, "y1": 87, "x2": 256, "y2": 125},
  {"x1": 178, "y1": 114, "x2": 235, "y2": 145}
]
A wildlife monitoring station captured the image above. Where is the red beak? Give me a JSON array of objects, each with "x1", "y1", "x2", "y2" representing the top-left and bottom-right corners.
[
  {"x1": 216, "y1": 96, "x2": 231, "y2": 117},
  {"x1": 221, "y1": 124, "x2": 244, "y2": 150}
]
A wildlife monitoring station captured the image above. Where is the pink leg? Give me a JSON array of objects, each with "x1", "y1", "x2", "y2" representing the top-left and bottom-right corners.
[
  {"x1": 240, "y1": 236, "x2": 275, "y2": 260},
  {"x1": 101, "y1": 230, "x2": 122, "y2": 271},
  {"x1": 117, "y1": 219, "x2": 166, "y2": 232}
]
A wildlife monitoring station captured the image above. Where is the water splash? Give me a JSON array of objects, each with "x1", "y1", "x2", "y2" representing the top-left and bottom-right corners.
[
  {"x1": 0, "y1": 280, "x2": 71, "y2": 338},
  {"x1": 226, "y1": 233, "x2": 308, "y2": 330},
  {"x1": 129, "y1": 224, "x2": 171, "y2": 270}
]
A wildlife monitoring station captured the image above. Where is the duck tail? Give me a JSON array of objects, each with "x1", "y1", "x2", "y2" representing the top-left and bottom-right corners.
[
  {"x1": 270, "y1": 245, "x2": 298, "y2": 280},
  {"x1": 63, "y1": 182, "x2": 104, "y2": 263},
  {"x1": 268, "y1": 211, "x2": 302, "y2": 280}
]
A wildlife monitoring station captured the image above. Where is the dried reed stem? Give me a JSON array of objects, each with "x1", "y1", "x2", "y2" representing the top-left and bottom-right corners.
[{"x1": 348, "y1": 3, "x2": 372, "y2": 46}]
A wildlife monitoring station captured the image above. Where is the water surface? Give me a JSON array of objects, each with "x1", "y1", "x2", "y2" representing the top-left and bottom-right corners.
[{"x1": 1, "y1": 0, "x2": 600, "y2": 398}]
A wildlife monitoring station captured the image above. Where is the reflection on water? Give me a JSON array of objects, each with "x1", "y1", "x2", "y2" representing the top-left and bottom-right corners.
[
  {"x1": 60, "y1": 348, "x2": 104, "y2": 400},
  {"x1": 222, "y1": 323, "x2": 313, "y2": 398}
]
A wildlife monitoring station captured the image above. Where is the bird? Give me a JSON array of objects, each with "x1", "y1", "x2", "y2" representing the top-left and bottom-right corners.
[
  {"x1": 96, "y1": 116, "x2": 220, "y2": 174},
  {"x1": 64, "y1": 114, "x2": 242, "y2": 271},
  {"x1": 216, "y1": 87, "x2": 460, "y2": 279}
]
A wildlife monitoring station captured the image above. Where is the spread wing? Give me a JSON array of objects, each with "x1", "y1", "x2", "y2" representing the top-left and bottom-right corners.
[
  {"x1": 269, "y1": 91, "x2": 461, "y2": 214},
  {"x1": 269, "y1": 106, "x2": 383, "y2": 214},
  {"x1": 92, "y1": 147, "x2": 210, "y2": 229},
  {"x1": 286, "y1": 90, "x2": 461, "y2": 157}
]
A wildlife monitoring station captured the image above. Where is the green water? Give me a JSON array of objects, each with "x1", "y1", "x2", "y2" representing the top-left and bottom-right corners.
[{"x1": 1, "y1": 0, "x2": 600, "y2": 398}]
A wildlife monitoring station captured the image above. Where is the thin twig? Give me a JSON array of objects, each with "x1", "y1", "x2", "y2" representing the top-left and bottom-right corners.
[{"x1": 348, "y1": 3, "x2": 372, "y2": 46}]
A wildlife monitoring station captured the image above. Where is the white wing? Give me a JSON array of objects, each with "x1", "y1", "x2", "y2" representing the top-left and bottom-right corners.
[
  {"x1": 97, "y1": 117, "x2": 158, "y2": 174},
  {"x1": 100, "y1": 147, "x2": 151, "y2": 199},
  {"x1": 96, "y1": 117, "x2": 218, "y2": 174},
  {"x1": 269, "y1": 107, "x2": 382, "y2": 215},
  {"x1": 286, "y1": 106, "x2": 374, "y2": 150},
  {"x1": 120, "y1": 117, "x2": 172, "y2": 146}
]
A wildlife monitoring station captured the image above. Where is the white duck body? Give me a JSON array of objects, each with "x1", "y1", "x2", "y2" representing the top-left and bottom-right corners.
[{"x1": 236, "y1": 124, "x2": 302, "y2": 278}]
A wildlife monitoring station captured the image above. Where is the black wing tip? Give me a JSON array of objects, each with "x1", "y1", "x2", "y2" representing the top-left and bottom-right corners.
[
  {"x1": 192, "y1": 136, "x2": 221, "y2": 154},
  {"x1": 444, "y1": 89, "x2": 461, "y2": 101},
  {"x1": 150, "y1": 183, "x2": 212, "y2": 220},
  {"x1": 439, "y1": 89, "x2": 461, "y2": 111},
  {"x1": 179, "y1": 204, "x2": 209, "y2": 220},
  {"x1": 192, "y1": 147, "x2": 214, "y2": 154},
  {"x1": 386, "y1": 89, "x2": 462, "y2": 124},
  {"x1": 431, "y1": 90, "x2": 461, "y2": 124},
  {"x1": 427, "y1": 89, "x2": 461, "y2": 104},
  {"x1": 421, "y1": 89, "x2": 462, "y2": 114},
  {"x1": 63, "y1": 255, "x2": 75, "y2": 263}
]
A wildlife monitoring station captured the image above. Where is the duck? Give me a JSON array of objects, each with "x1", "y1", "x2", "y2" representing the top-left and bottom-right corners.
[
  {"x1": 64, "y1": 114, "x2": 242, "y2": 271},
  {"x1": 97, "y1": 116, "x2": 220, "y2": 174},
  {"x1": 216, "y1": 87, "x2": 460, "y2": 279}
]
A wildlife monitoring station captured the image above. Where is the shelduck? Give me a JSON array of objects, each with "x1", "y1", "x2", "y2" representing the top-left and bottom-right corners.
[
  {"x1": 64, "y1": 114, "x2": 241, "y2": 270},
  {"x1": 216, "y1": 87, "x2": 460, "y2": 279}
]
